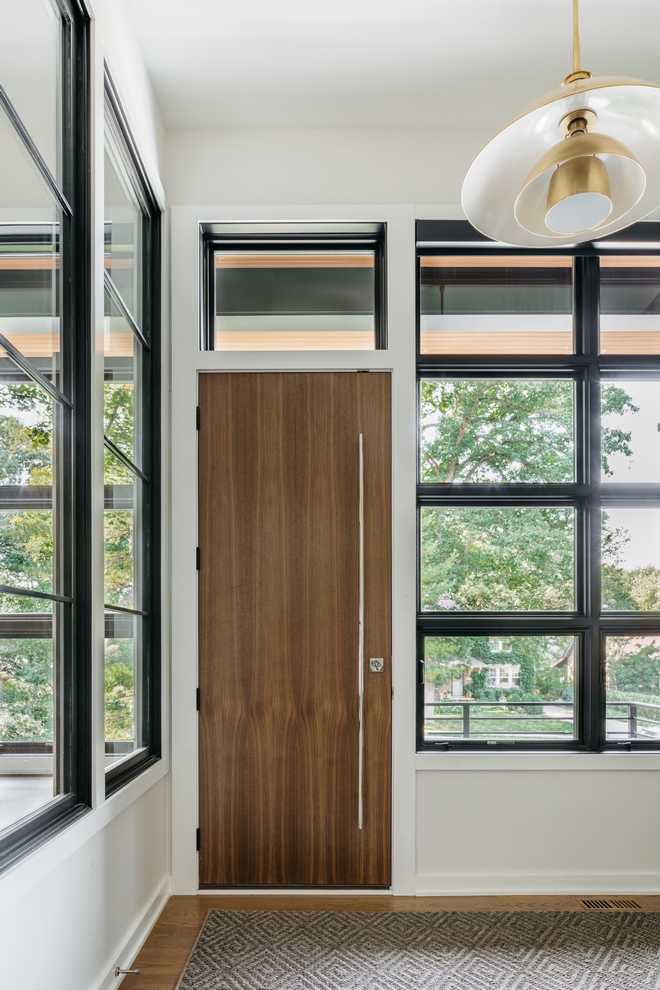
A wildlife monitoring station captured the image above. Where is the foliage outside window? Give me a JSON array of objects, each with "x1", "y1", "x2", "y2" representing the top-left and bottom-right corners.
[{"x1": 0, "y1": 384, "x2": 55, "y2": 747}]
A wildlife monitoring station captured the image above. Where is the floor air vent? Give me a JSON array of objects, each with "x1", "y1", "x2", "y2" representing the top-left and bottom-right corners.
[{"x1": 580, "y1": 898, "x2": 643, "y2": 910}]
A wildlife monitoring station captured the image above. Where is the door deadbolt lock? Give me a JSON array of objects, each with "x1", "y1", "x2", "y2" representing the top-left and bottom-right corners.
[{"x1": 369, "y1": 657, "x2": 384, "y2": 673}]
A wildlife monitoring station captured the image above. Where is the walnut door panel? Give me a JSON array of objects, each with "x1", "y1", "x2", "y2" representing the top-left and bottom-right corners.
[{"x1": 198, "y1": 372, "x2": 391, "y2": 886}]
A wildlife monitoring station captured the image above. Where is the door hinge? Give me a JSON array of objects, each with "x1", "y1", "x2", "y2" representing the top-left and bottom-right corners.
[
  {"x1": 196, "y1": 687, "x2": 200, "y2": 711},
  {"x1": 196, "y1": 547, "x2": 200, "y2": 570},
  {"x1": 196, "y1": 406, "x2": 201, "y2": 429},
  {"x1": 196, "y1": 827, "x2": 200, "y2": 851}
]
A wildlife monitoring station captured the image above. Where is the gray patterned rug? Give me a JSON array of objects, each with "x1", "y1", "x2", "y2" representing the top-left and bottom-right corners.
[{"x1": 176, "y1": 909, "x2": 660, "y2": 989}]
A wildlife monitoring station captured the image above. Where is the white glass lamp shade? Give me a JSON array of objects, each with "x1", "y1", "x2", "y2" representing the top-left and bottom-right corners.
[{"x1": 462, "y1": 76, "x2": 660, "y2": 246}]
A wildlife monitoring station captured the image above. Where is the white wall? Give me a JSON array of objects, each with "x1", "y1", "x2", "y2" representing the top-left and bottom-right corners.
[
  {"x1": 0, "y1": 7, "x2": 171, "y2": 989},
  {"x1": 0, "y1": 775, "x2": 169, "y2": 990},
  {"x1": 167, "y1": 125, "x2": 660, "y2": 897},
  {"x1": 166, "y1": 127, "x2": 490, "y2": 208},
  {"x1": 89, "y1": 0, "x2": 166, "y2": 201},
  {"x1": 417, "y1": 758, "x2": 660, "y2": 894}
]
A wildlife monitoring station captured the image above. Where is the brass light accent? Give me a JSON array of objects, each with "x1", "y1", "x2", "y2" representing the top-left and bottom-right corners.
[
  {"x1": 541, "y1": 84, "x2": 613, "y2": 233},
  {"x1": 462, "y1": 0, "x2": 660, "y2": 246},
  {"x1": 530, "y1": 2, "x2": 636, "y2": 236},
  {"x1": 544, "y1": 108, "x2": 614, "y2": 234},
  {"x1": 563, "y1": 0, "x2": 591, "y2": 87},
  {"x1": 549, "y1": 105, "x2": 613, "y2": 233},
  {"x1": 514, "y1": 130, "x2": 644, "y2": 237},
  {"x1": 546, "y1": 155, "x2": 612, "y2": 233},
  {"x1": 558, "y1": 108, "x2": 597, "y2": 137}
]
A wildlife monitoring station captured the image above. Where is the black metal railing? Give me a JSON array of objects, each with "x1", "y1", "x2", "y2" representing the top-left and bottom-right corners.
[
  {"x1": 605, "y1": 702, "x2": 660, "y2": 739},
  {"x1": 424, "y1": 699, "x2": 660, "y2": 740},
  {"x1": 423, "y1": 700, "x2": 573, "y2": 738}
]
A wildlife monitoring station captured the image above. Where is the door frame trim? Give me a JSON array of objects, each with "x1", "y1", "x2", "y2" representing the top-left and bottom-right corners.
[{"x1": 170, "y1": 205, "x2": 418, "y2": 897}]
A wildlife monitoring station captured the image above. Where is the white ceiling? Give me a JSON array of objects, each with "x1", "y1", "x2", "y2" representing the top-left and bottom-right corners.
[{"x1": 126, "y1": 0, "x2": 660, "y2": 131}]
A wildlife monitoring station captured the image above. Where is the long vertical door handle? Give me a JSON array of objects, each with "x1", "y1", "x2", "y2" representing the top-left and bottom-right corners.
[{"x1": 358, "y1": 434, "x2": 365, "y2": 830}]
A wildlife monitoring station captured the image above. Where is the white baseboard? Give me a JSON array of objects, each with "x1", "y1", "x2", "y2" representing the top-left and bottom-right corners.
[
  {"x1": 95, "y1": 875, "x2": 172, "y2": 990},
  {"x1": 415, "y1": 873, "x2": 660, "y2": 896}
]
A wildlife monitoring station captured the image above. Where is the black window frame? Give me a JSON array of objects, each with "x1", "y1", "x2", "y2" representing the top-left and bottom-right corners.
[
  {"x1": 103, "y1": 68, "x2": 162, "y2": 797},
  {"x1": 199, "y1": 223, "x2": 387, "y2": 351},
  {"x1": 0, "y1": 0, "x2": 92, "y2": 872},
  {"x1": 416, "y1": 219, "x2": 660, "y2": 754}
]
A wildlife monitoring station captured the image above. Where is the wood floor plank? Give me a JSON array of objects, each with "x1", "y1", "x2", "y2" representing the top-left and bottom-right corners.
[{"x1": 120, "y1": 893, "x2": 660, "y2": 989}]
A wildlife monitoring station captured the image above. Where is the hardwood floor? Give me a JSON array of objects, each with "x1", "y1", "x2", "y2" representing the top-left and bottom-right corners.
[{"x1": 120, "y1": 892, "x2": 660, "y2": 989}]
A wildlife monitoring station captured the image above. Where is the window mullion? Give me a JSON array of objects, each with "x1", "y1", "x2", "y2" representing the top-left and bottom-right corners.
[{"x1": 571, "y1": 255, "x2": 601, "y2": 750}]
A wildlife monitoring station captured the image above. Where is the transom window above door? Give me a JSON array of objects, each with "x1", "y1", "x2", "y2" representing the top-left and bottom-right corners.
[{"x1": 199, "y1": 223, "x2": 386, "y2": 351}]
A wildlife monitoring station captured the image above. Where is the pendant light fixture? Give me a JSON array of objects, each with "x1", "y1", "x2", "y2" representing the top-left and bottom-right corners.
[{"x1": 462, "y1": 0, "x2": 660, "y2": 246}]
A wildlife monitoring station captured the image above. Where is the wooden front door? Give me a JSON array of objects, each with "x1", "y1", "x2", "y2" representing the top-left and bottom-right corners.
[{"x1": 198, "y1": 372, "x2": 391, "y2": 886}]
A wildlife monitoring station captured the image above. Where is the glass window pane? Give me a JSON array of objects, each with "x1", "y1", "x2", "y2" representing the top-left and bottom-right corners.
[
  {"x1": 0, "y1": 226, "x2": 60, "y2": 370},
  {"x1": 420, "y1": 379, "x2": 574, "y2": 483},
  {"x1": 0, "y1": 617, "x2": 56, "y2": 832},
  {"x1": 0, "y1": 103, "x2": 61, "y2": 386},
  {"x1": 602, "y1": 507, "x2": 660, "y2": 611},
  {"x1": 105, "y1": 610, "x2": 140, "y2": 769},
  {"x1": 0, "y1": 591, "x2": 51, "y2": 617},
  {"x1": 600, "y1": 258, "x2": 660, "y2": 354},
  {"x1": 421, "y1": 506, "x2": 575, "y2": 611},
  {"x1": 605, "y1": 636, "x2": 660, "y2": 741},
  {"x1": 0, "y1": 632, "x2": 53, "y2": 743},
  {"x1": 0, "y1": 381, "x2": 53, "y2": 487},
  {"x1": 214, "y1": 251, "x2": 376, "y2": 351},
  {"x1": 601, "y1": 380, "x2": 660, "y2": 483},
  {"x1": 0, "y1": 505, "x2": 53, "y2": 596},
  {"x1": 422, "y1": 635, "x2": 576, "y2": 741},
  {"x1": 104, "y1": 291, "x2": 140, "y2": 468},
  {"x1": 0, "y1": 0, "x2": 61, "y2": 178},
  {"x1": 105, "y1": 134, "x2": 143, "y2": 328},
  {"x1": 0, "y1": 223, "x2": 60, "y2": 370},
  {"x1": 419, "y1": 256, "x2": 572, "y2": 355},
  {"x1": 0, "y1": 637, "x2": 55, "y2": 833},
  {"x1": 0, "y1": 381, "x2": 54, "y2": 597},
  {"x1": 104, "y1": 450, "x2": 138, "y2": 610}
]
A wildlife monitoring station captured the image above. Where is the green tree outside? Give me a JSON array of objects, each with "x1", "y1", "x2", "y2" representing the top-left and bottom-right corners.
[
  {"x1": 0, "y1": 380, "x2": 136, "y2": 743},
  {"x1": 420, "y1": 379, "x2": 660, "y2": 735}
]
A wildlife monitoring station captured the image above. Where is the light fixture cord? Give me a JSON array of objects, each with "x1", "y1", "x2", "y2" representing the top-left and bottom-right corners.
[{"x1": 573, "y1": 0, "x2": 580, "y2": 73}]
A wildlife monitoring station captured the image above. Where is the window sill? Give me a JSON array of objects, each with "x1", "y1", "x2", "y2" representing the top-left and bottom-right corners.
[
  {"x1": 105, "y1": 749, "x2": 161, "y2": 798},
  {"x1": 415, "y1": 752, "x2": 660, "y2": 770}
]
